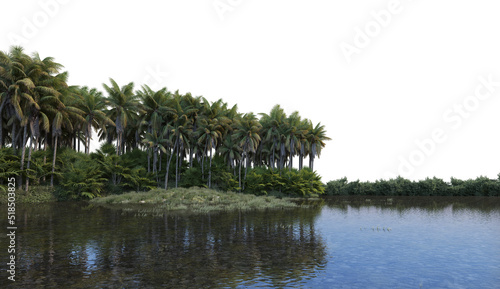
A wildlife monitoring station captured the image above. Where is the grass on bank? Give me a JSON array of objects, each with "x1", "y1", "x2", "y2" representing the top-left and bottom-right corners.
[
  {"x1": 90, "y1": 187, "x2": 299, "y2": 212},
  {"x1": 0, "y1": 186, "x2": 57, "y2": 204}
]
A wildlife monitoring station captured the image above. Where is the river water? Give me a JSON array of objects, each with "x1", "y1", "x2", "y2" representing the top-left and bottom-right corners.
[{"x1": 1, "y1": 196, "x2": 499, "y2": 288}]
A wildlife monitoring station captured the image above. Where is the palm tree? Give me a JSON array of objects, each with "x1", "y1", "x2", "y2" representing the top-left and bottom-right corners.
[
  {"x1": 76, "y1": 86, "x2": 114, "y2": 154},
  {"x1": 306, "y1": 121, "x2": 331, "y2": 171},
  {"x1": 285, "y1": 111, "x2": 301, "y2": 171},
  {"x1": 102, "y1": 78, "x2": 139, "y2": 156},
  {"x1": 163, "y1": 95, "x2": 193, "y2": 189},
  {"x1": 137, "y1": 85, "x2": 171, "y2": 171},
  {"x1": 197, "y1": 118, "x2": 223, "y2": 188},
  {"x1": 0, "y1": 46, "x2": 33, "y2": 150},
  {"x1": 49, "y1": 86, "x2": 85, "y2": 187},
  {"x1": 0, "y1": 48, "x2": 65, "y2": 190},
  {"x1": 142, "y1": 128, "x2": 168, "y2": 186},
  {"x1": 233, "y1": 113, "x2": 261, "y2": 190},
  {"x1": 297, "y1": 118, "x2": 310, "y2": 170},
  {"x1": 180, "y1": 93, "x2": 204, "y2": 167},
  {"x1": 219, "y1": 134, "x2": 241, "y2": 174},
  {"x1": 0, "y1": 47, "x2": 35, "y2": 188},
  {"x1": 259, "y1": 105, "x2": 286, "y2": 170}
]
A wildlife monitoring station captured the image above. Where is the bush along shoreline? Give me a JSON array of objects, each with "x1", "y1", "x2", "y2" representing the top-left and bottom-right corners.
[
  {"x1": 325, "y1": 176, "x2": 500, "y2": 197},
  {"x1": 90, "y1": 187, "x2": 300, "y2": 213},
  {"x1": 0, "y1": 145, "x2": 326, "y2": 203}
]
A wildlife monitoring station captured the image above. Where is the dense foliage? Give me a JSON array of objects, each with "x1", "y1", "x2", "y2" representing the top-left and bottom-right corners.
[
  {"x1": 0, "y1": 47, "x2": 329, "y2": 199},
  {"x1": 325, "y1": 176, "x2": 500, "y2": 197}
]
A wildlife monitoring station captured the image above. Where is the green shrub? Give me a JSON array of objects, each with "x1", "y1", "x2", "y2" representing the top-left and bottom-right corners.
[
  {"x1": 324, "y1": 176, "x2": 500, "y2": 197},
  {"x1": 56, "y1": 150, "x2": 106, "y2": 200}
]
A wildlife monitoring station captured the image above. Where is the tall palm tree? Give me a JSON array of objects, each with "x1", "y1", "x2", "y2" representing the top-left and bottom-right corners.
[
  {"x1": 197, "y1": 118, "x2": 223, "y2": 188},
  {"x1": 0, "y1": 46, "x2": 33, "y2": 150},
  {"x1": 1, "y1": 49, "x2": 64, "y2": 190},
  {"x1": 285, "y1": 111, "x2": 301, "y2": 171},
  {"x1": 180, "y1": 93, "x2": 204, "y2": 167},
  {"x1": 49, "y1": 86, "x2": 85, "y2": 187},
  {"x1": 76, "y1": 86, "x2": 114, "y2": 154},
  {"x1": 0, "y1": 47, "x2": 35, "y2": 188},
  {"x1": 306, "y1": 121, "x2": 331, "y2": 171},
  {"x1": 142, "y1": 128, "x2": 168, "y2": 186},
  {"x1": 164, "y1": 95, "x2": 193, "y2": 189},
  {"x1": 259, "y1": 105, "x2": 286, "y2": 170},
  {"x1": 297, "y1": 118, "x2": 310, "y2": 170},
  {"x1": 102, "y1": 78, "x2": 139, "y2": 156},
  {"x1": 137, "y1": 85, "x2": 171, "y2": 171},
  {"x1": 233, "y1": 113, "x2": 261, "y2": 190},
  {"x1": 219, "y1": 134, "x2": 241, "y2": 174}
]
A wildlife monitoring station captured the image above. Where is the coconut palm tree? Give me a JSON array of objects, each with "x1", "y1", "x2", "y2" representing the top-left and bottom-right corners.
[
  {"x1": 259, "y1": 104, "x2": 286, "y2": 170},
  {"x1": 137, "y1": 85, "x2": 171, "y2": 171},
  {"x1": 219, "y1": 134, "x2": 241, "y2": 174},
  {"x1": 0, "y1": 46, "x2": 33, "y2": 150},
  {"x1": 0, "y1": 47, "x2": 35, "y2": 188},
  {"x1": 306, "y1": 121, "x2": 331, "y2": 171},
  {"x1": 102, "y1": 78, "x2": 139, "y2": 156},
  {"x1": 76, "y1": 86, "x2": 114, "y2": 154},
  {"x1": 285, "y1": 111, "x2": 301, "y2": 171},
  {"x1": 49, "y1": 86, "x2": 85, "y2": 187},
  {"x1": 142, "y1": 127, "x2": 169, "y2": 186},
  {"x1": 163, "y1": 95, "x2": 193, "y2": 189},
  {"x1": 197, "y1": 118, "x2": 223, "y2": 188},
  {"x1": 233, "y1": 113, "x2": 261, "y2": 190},
  {"x1": 180, "y1": 93, "x2": 204, "y2": 167},
  {"x1": 297, "y1": 118, "x2": 310, "y2": 170},
  {"x1": 1, "y1": 49, "x2": 65, "y2": 190}
]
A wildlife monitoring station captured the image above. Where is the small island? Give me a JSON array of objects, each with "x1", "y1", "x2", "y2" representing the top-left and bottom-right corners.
[{"x1": 91, "y1": 187, "x2": 299, "y2": 213}]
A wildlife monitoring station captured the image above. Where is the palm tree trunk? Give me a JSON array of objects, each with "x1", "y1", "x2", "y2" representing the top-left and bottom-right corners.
[
  {"x1": 153, "y1": 146, "x2": 158, "y2": 173},
  {"x1": 310, "y1": 143, "x2": 316, "y2": 171},
  {"x1": 299, "y1": 142, "x2": 304, "y2": 170},
  {"x1": 280, "y1": 142, "x2": 286, "y2": 172},
  {"x1": 175, "y1": 135, "x2": 180, "y2": 188},
  {"x1": 238, "y1": 159, "x2": 242, "y2": 192},
  {"x1": 86, "y1": 121, "x2": 92, "y2": 154},
  {"x1": 147, "y1": 147, "x2": 151, "y2": 172},
  {"x1": 165, "y1": 140, "x2": 177, "y2": 189},
  {"x1": 208, "y1": 144, "x2": 213, "y2": 188},
  {"x1": 271, "y1": 137, "x2": 277, "y2": 170},
  {"x1": 25, "y1": 133, "x2": 34, "y2": 191},
  {"x1": 43, "y1": 132, "x2": 48, "y2": 183},
  {"x1": 11, "y1": 121, "x2": 17, "y2": 152},
  {"x1": 153, "y1": 145, "x2": 158, "y2": 184},
  {"x1": 158, "y1": 150, "x2": 162, "y2": 180},
  {"x1": 19, "y1": 124, "x2": 28, "y2": 190},
  {"x1": 244, "y1": 152, "x2": 249, "y2": 185},
  {"x1": 202, "y1": 139, "x2": 208, "y2": 178},
  {"x1": 0, "y1": 97, "x2": 7, "y2": 149},
  {"x1": 50, "y1": 135, "x2": 58, "y2": 187},
  {"x1": 116, "y1": 133, "x2": 120, "y2": 156},
  {"x1": 189, "y1": 147, "x2": 194, "y2": 168}
]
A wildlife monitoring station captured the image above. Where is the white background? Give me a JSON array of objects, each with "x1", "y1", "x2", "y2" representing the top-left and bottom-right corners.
[{"x1": 2, "y1": 0, "x2": 500, "y2": 182}]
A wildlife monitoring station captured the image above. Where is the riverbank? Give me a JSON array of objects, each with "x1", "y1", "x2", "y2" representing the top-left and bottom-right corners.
[
  {"x1": 0, "y1": 186, "x2": 57, "y2": 204},
  {"x1": 90, "y1": 187, "x2": 300, "y2": 212}
]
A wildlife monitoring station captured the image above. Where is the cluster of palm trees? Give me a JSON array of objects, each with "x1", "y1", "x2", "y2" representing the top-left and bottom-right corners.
[{"x1": 0, "y1": 46, "x2": 330, "y2": 191}]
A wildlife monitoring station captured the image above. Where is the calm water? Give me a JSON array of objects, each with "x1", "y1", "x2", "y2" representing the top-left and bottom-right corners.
[{"x1": 1, "y1": 197, "x2": 499, "y2": 288}]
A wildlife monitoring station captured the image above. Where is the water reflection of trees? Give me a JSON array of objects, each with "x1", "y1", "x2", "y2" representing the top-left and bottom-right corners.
[
  {"x1": 324, "y1": 196, "x2": 500, "y2": 213},
  {"x1": 2, "y1": 204, "x2": 326, "y2": 288}
]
